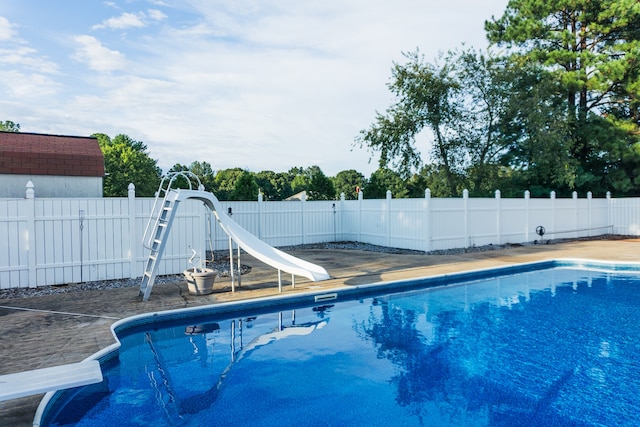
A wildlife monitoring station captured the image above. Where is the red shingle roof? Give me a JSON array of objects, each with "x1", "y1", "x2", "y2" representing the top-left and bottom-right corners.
[{"x1": 0, "y1": 131, "x2": 104, "y2": 177}]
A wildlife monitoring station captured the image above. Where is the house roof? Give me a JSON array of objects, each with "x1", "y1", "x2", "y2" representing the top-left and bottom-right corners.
[
  {"x1": 285, "y1": 190, "x2": 306, "y2": 201},
  {"x1": 0, "y1": 131, "x2": 104, "y2": 177}
]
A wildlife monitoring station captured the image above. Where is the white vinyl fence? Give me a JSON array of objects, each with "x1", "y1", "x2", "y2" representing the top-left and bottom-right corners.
[{"x1": 1, "y1": 183, "x2": 638, "y2": 290}]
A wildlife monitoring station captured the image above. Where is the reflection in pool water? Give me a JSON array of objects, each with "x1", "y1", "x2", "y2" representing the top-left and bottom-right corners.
[{"x1": 42, "y1": 265, "x2": 640, "y2": 426}]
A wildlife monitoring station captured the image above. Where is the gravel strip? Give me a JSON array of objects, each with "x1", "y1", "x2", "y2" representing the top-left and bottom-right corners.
[
  {"x1": 0, "y1": 257, "x2": 249, "y2": 300},
  {"x1": 0, "y1": 236, "x2": 620, "y2": 300}
]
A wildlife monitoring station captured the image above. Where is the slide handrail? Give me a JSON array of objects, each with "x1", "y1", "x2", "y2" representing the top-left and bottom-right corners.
[{"x1": 142, "y1": 172, "x2": 203, "y2": 249}]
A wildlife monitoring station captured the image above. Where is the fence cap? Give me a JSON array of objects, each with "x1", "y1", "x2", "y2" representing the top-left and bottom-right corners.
[{"x1": 25, "y1": 180, "x2": 34, "y2": 199}]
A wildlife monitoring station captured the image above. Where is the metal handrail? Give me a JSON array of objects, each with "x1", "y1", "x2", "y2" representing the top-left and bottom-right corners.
[{"x1": 142, "y1": 172, "x2": 203, "y2": 249}]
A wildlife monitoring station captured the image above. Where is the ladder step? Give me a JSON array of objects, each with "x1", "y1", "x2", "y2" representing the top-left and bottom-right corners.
[{"x1": 140, "y1": 188, "x2": 180, "y2": 301}]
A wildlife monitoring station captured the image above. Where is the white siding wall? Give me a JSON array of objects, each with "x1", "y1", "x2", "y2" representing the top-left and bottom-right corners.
[{"x1": 0, "y1": 174, "x2": 102, "y2": 198}]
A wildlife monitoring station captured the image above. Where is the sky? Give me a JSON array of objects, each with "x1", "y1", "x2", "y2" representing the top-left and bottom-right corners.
[{"x1": 0, "y1": 0, "x2": 509, "y2": 177}]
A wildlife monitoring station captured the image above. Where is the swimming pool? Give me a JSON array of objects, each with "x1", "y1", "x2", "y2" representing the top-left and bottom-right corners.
[{"x1": 37, "y1": 260, "x2": 640, "y2": 426}]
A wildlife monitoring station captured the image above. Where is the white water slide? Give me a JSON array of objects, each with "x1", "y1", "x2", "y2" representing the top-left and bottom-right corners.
[
  {"x1": 139, "y1": 180, "x2": 330, "y2": 301},
  {"x1": 180, "y1": 189, "x2": 331, "y2": 282}
]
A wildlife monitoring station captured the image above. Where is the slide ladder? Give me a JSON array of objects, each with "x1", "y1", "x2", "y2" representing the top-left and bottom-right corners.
[
  {"x1": 139, "y1": 191, "x2": 181, "y2": 301},
  {"x1": 139, "y1": 173, "x2": 200, "y2": 301}
]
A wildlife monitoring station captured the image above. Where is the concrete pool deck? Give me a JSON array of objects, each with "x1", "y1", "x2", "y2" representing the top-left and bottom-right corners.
[{"x1": 2, "y1": 238, "x2": 640, "y2": 426}]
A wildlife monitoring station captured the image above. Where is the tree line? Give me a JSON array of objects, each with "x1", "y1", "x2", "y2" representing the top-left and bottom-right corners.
[
  {"x1": 95, "y1": 133, "x2": 371, "y2": 200},
  {"x1": 96, "y1": 132, "x2": 406, "y2": 200},
  {"x1": 4, "y1": 1, "x2": 639, "y2": 200},
  {"x1": 0, "y1": 122, "x2": 442, "y2": 200}
]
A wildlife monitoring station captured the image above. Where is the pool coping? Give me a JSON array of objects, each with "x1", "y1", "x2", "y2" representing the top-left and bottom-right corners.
[{"x1": 33, "y1": 256, "x2": 640, "y2": 426}]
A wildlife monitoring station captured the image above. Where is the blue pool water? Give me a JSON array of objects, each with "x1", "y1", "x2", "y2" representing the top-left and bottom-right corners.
[{"x1": 41, "y1": 262, "x2": 640, "y2": 426}]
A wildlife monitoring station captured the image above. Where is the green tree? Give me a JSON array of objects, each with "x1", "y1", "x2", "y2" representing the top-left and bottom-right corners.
[
  {"x1": 499, "y1": 65, "x2": 577, "y2": 196},
  {"x1": 288, "y1": 167, "x2": 309, "y2": 196},
  {"x1": 0, "y1": 120, "x2": 20, "y2": 132},
  {"x1": 230, "y1": 170, "x2": 259, "y2": 200},
  {"x1": 356, "y1": 50, "x2": 459, "y2": 193},
  {"x1": 188, "y1": 161, "x2": 216, "y2": 192},
  {"x1": 255, "y1": 170, "x2": 276, "y2": 200},
  {"x1": 287, "y1": 166, "x2": 335, "y2": 200},
  {"x1": 167, "y1": 163, "x2": 191, "y2": 189},
  {"x1": 213, "y1": 168, "x2": 245, "y2": 200},
  {"x1": 365, "y1": 168, "x2": 408, "y2": 199},
  {"x1": 486, "y1": 0, "x2": 640, "y2": 194},
  {"x1": 356, "y1": 49, "x2": 511, "y2": 196},
  {"x1": 307, "y1": 166, "x2": 335, "y2": 200},
  {"x1": 95, "y1": 133, "x2": 161, "y2": 197},
  {"x1": 455, "y1": 49, "x2": 512, "y2": 195},
  {"x1": 333, "y1": 169, "x2": 366, "y2": 200},
  {"x1": 406, "y1": 165, "x2": 463, "y2": 198},
  {"x1": 255, "y1": 170, "x2": 293, "y2": 200}
]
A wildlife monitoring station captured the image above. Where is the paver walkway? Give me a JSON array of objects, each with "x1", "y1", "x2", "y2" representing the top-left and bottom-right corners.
[{"x1": 1, "y1": 238, "x2": 639, "y2": 426}]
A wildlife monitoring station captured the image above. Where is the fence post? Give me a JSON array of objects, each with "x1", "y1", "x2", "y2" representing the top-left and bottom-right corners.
[
  {"x1": 25, "y1": 181, "x2": 37, "y2": 287},
  {"x1": 606, "y1": 191, "x2": 612, "y2": 234},
  {"x1": 424, "y1": 188, "x2": 431, "y2": 252},
  {"x1": 463, "y1": 189, "x2": 469, "y2": 247},
  {"x1": 550, "y1": 191, "x2": 556, "y2": 239},
  {"x1": 573, "y1": 191, "x2": 578, "y2": 238},
  {"x1": 524, "y1": 190, "x2": 530, "y2": 241},
  {"x1": 587, "y1": 191, "x2": 592, "y2": 237},
  {"x1": 128, "y1": 183, "x2": 137, "y2": 278},
  {"x1": 301, "y1": 192, "x2": 306, "y2": 245},
  {"x1": 495, "y1": 189, "x2": 501, "y2": 245},
  {"x1": 358, "y1": 189, "x2": 363, "y2": 243},
  {"x1": 386, "y1": 190, "x2": 392, "y2": 247},
  {"x1": 258, "y1": 191, "x2": 263, "y2": 240},
  {"x1": 340, "y1": 192, "x2": 345, "y2": 241}
]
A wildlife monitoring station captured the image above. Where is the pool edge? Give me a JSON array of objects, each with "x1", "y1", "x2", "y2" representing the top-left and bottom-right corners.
[{"x1": 33, "y1": 256, "x2": 640, "y2": 426}]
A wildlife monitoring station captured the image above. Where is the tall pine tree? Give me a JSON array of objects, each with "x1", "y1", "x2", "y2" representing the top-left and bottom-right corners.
[{"x1": 486, "y1": 0, "x2": 640, "y2": 194}]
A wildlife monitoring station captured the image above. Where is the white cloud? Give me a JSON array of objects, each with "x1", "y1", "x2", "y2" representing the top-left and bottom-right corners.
[
  {"x1": 147, "y1": 9, "x2": 167, "y2": 21},
  {"x1": 72, "y1": 35, "x2": 126, "y2": 71},
  {"x1": 92, "y1": 10, "x2": 167, "y2": 30},
  {"x1": 0, "y1": 46, "x2": 59, "y2": 73},
  {"x1": 0, "y1": 70, "x2": 61, "y2": 97},
  {"x1": 92, "y1": 12, "x2": 145, "y2": 30},
  {"x1": 0, "y1": 16, "x2": 16, "y2": 41},
  {"x1": 0, "y1": 17, "x2": 60, "y2": 78}
]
